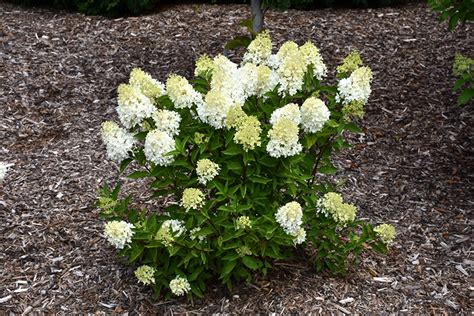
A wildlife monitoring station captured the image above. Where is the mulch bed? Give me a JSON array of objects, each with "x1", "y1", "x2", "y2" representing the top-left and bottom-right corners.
[{"x1": 0, "y1": 0, "x2": 472, "y2": 313}]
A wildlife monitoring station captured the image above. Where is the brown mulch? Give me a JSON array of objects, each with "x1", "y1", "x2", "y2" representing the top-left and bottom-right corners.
[{"x1": 0, "y1": 1, "x2": 473, "y2": 313}]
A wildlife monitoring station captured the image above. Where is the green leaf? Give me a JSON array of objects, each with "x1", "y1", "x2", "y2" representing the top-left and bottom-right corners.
[
  {"x1": 188, "y1": 266, "x2": 204, "y2": 282},
  {"x1": 119, "y1": 158, "x2": 133, "y2": 173},
  {"x1": 303, "y1": 134, "x2": 318, "y2": 149},
  {"x1": 458, "y1": 88, "x2": 474, "y2": 105},
  {"x1": 239, "y1": 18, "x2": 254, "y2": 33},
  {"x1": 453, "y1": 77, "x2": 466, "y2": 91},
  {"x1": 190, "y1": 285, "x2": 204, "y2": 298},
  {"x1": 127, "y1": 170, "x2": 149, "y2": 179},
  {"x1": 344, "y1": 122, "x2": 362, "y2": 133},
  {"x1": 130, "y1": 243, "x2": 144, "y2": 262},
  {"x1": 319, "y1": 165, "x2": 338, "y2": 175},
  {"x1": 258, "y1": 155, "x2": 278, "y2": 167},
  {"x1": 224, "y1": 36, "x2": 252, "y2": 50},
  {"x1": 448, "y1": 12, "x2": 461, "y2": 30},
  {"x1": 242, "y1": 256, "x2": 260, "y2": 270},
  {"x1": 221, "y1": 260, "x2": 237, "y2": 278},
  {"x1": 226, "y1": 160, "x2": 243, "y2": 171},
  {"x1": 248, "y1": 175, "x2": 271, "y2": 185},
  {"x1": 223, "y1": 144, "x2": 243, "y2": 156},
  {"x1": 134, "y1": 131, "x2": 148, "y2": 140}
]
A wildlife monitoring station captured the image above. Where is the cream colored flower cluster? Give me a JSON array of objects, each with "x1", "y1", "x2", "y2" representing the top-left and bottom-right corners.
[
  {"x1": 266, "y1": 117, "x2": 302, "y2": 158},
  {"x1": 317, "y1": 192, "x2": 357, "y2": 225},
  {"x1": 129, "y1": 68, "x2": 166, "y2": 101},
  {"x1": 117, "y1": 83, "x2": 156, "y2": 129},
  {"x1": 242, "y1": 30, "x2": 272, "y2": 65},
  {"x1": 101, "y1": 121, "x2": 136, "y2": 162},
  {"x1": 152, "y1": 109, "x2": 181, "y2": 136},
  {"x1": 169, "y1": 276, "x2": 191, "y2": 296},
  {"x1": 181, "y1": 188, "x2": 205, "y2": 211},
  {"x1": 266, "y1": 98, "x2": 329, "y2": 158},
  {"x1": 102, "y1": 69, "x2": 186, "y2": 167},
  {"x1": 166, "y1": 74, "x2": 203, "y2": 109},
  {"x1": 374, "y1": 224, "x2": 396, "y2": 245},
  {"x1": 275, "y1": 201, "x2": 306, "y2": 245},
  {"x1": 104, "y1": 220, "x2": 134, "y2": 249},
  {"x1": 335, "y1": 51, "x2": 373, "y2": 119},
  {"x1": 300, "y1": 97, "x2": 331, "y2": 133},
  {"x1": 337, "y1": 67, "x2": 373, "y2": 105},
  {"x1": 134, "y1": 265, "x2": 156, "y2": 285},
  {"x1": 196, "y1": 159, "x2": 220, "y2": 184},
  {"x1": 225, "y1": 105, "x2": 262, "y2": 151},
  {"x1": 236, "y1": 216, "x2": 252, "y2": 230}
]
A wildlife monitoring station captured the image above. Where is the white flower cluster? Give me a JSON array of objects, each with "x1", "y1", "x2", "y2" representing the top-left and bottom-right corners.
[
  {"x1": 117, "y1": 84, "x2": 156, "y2": 129},
  {"x1": 101, "y1": 121, "x2": 135, "y2": 162},
  {"x1": 292, "y1": 227, "x2": 306, "y2": 245},
  {"x1": 197, "y1": 55, "x2": 244, "y2": 129},
  {"x1": 266, "y1": 117, "x2": 302, "y2": 158},
  {"x1": 255, "y1": 64, "x2": 278, "y2": 97},
  {"x1": 270, "y1": 103, "x2": 301, "y2": 125},
  {"x1": 337, "y1": 66, "x2": 373, "y2": 105},
  {"x1": 300, "y1": 97, "x2": 330, "y2": 133},
  {"x1": 102, "y1": 69, "x2": 186, "y2": 168},
  {"x1": 196, "y1": 159, "x2": 220, "y2": 184},
  {"x1": 104, "y1": 220, "x2": 134, "y2": 249},
  {"x1": 239, "y1": 63, "x2": 259, "y2": 99},
  {"x1": 144, "y1": 130, "x2": 176, "y2": 166},
  {"x1": 197, "y1": 89, "x2": 234, "y2": 129},
  {"x1": 266, "y1": 97, "x2": 330, "y2": 157},
  {"x1": 275, "y1": 201, "x2": 306, "y2": 245},
  {"x1": 152, "y1": 109, "x2": 181, "y2": 136},
  {"x1": 169, "y1": 276, "x2": 191, "y2": 296},
  {"x1": 166, "y1": 74, "x2": 203, "y2": 109},
  {"x1": 162, "y1": 219, "x2": 186, "y2": 237}
]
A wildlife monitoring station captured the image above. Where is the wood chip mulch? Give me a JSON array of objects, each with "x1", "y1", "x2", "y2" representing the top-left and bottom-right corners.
[{"x1": 0, "y1": 1, "x2": 472, "y2": 313}]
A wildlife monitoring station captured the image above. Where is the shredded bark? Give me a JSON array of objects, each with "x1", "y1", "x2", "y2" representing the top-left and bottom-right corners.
[{"x1": 0, "y1": 1, "x2": 472, "y2": 313}]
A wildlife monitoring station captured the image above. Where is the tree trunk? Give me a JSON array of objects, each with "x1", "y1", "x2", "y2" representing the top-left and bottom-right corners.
[{"x1": 251, "y1": 0, "x2": 264, "y2": 34}]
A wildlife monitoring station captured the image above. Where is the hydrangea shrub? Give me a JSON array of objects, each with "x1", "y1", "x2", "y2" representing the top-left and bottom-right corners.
[{"x1": 98, "y1": 31, "x2": 396, "y2": 298}]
